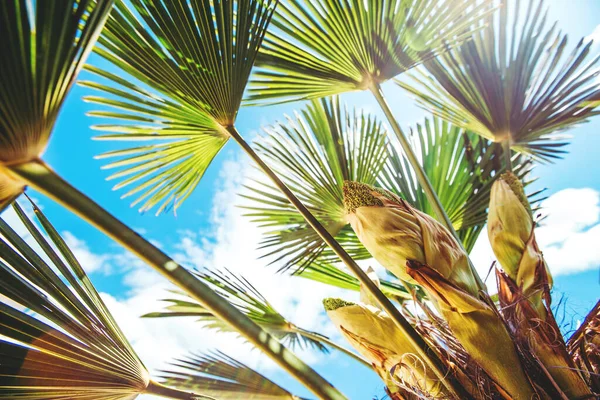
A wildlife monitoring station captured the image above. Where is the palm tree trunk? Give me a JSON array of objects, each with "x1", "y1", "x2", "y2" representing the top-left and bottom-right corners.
[
  {"x1": 369, "y1": 83, "x2": 485, "y2": 292},
  {"x1": 5, "y1": 159, "x2": 347, "y2": 400},
  {"x1": 226, "y1": 126, "x2": 472, "y2": 400}
]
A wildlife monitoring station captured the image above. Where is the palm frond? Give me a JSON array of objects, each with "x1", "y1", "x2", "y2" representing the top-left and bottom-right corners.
[
  {"x1": 80, "y1": 0, "x2": 277, "y2": 214},
  {"x1": 143, "y1": 268, "x2": 329, "y2": 352},
  {"x1": 247, "y1": 0, "x2": 490, "y2": 104},
  {"x1": 161, "y1": 351, "x2": 300, "y2": 400},
  {"x1": 0, "y1": 0, "x2": 113, "y2": 207},
  {"x1": 379, "y1": 116, "x2": 540, "y2": 252},
  {"x1": 243, "y1": 96, "x2": 387, "y2": 271},
  {"x1": 0, "y1": 200, "x2": 148, "y2": 399},
  {"x1": 398, "y1": 0, "x2": 600, "y2": 162},
  {"x1": 294, "y1": 261, "x2": 413, "y2": 301}
]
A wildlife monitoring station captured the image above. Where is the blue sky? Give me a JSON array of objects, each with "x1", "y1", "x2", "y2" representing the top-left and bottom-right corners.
[{"x1": 4, "y1": 1, "x2": 600, "y2": 399}]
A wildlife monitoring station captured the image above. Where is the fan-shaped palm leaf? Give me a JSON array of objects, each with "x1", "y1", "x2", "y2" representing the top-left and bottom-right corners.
[
  {"x1": 242, "y1": 96, "x2": 385, "y2": 271},
  {"x1": 81, "y1": 0, "x2": 276, "y2": 214},
  {"x1": 0, "y1": 200, "x2": 209, "y2": 400},
  {"x1": 0, "y1": 0, "x2": 113, "y2": 209},
  {"x1": 378, "y1": 117, "x2": 542, "y2": 252},
  {"x1": 246, "y1": 0, "x2": 492, "y2": 294},
  {"x1": 248, "y1": 0, "x2": 490, "y2": 103},
  {"x1": 143, "y1": 268, "x2": 370, "y2": 367},
  {"x1": 0, "y1": 2, "x2": 350, "y2": 397},
  {"x1": 161, "y1": 351, "x2": 303, "y2": 400},
  {"x1": 81, "y1": 2, "x2": 460, "y2": 391},
  {"x1": 398, "y1": 0, "x2": 600, "y2": 163}
]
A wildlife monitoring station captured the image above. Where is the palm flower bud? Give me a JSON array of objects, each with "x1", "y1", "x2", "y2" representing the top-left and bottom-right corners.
[
  {"x1": 323, "y1": 298, "x2": 448, "y2": 397},
  {"x1": 343, "y1": 181, "x2": 535, "y2": 398},
  {"x1": 407, "y1": 264, "x2": 535, "y2": 399},
  {"x1": 488, "y1": 172, "x2": 553, "y2": 316},
  {"x1": 342, "y1": 181, "x2": 478, "y2": 297}
]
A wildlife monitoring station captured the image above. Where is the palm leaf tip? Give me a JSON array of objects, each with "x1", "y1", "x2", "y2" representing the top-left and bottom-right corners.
[
  {"x1": 0, "y1": 200, "x2": 149, "y2": 399},
  {"x1": 83, "y1": 0, "x2": 277, "y2": 215},
  {"x1": 0, "y1": 0, "x2": 112, "y2": 205},
  {"x1": 244, "y1": 96, "x2": 387, "y2": 271},
  {"x1": 247, "y1": 0, "x2": 491, "y2": 104},
  {"x1": 398, "y1": 0, "x2": 600, "y2": 162},
  {"x1": 145, "y1": 268, "x2": 329, "y2": 352},
  {"x1": 160, "y1": 351, "x2": 298, "y2": 399}
]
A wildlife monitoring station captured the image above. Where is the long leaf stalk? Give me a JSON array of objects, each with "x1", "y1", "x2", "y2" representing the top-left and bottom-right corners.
[
  {"x1": 226, "y1": 126, "x2": 471, "y2": 399},
  {"x1": 502, "y1": 140, "x2": 513, "y2": 172},
  {"x1": 369, "y1": 83, "x2": 486, "y2": 293},
  {"x1": 145, "y1": 380, "x2": 215, "y2": 400},
  {"x1": 3, "y1": 159, "x2": 346, "y2": 400}
]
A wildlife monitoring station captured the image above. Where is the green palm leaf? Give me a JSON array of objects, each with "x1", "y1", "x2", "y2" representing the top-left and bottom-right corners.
[
  {"x1": 295, "y1": 261, "x2": 415, "y2": 301},
  {"x1": 161, "y1": 351, "x2": 302, "y2": 400},
  {"x1": 144, "y1": 268, "x2": 351, "y2": 356},
  {"x1": 81, "y1": 0, "x2": 277, "y2": 214},
  {"x1": 379, "y1": 117, "x2": 540, "y2": 252},
  {"x1": 0, "y1": 200, "x2": 149, "y2": 400},
  {"x1": 398, "y1": 0, "x2": 600, "y2": 162},
  {"x1": 0, "y1": 0, "x2": 113, "y2": 209},
  {"x1": 243, "y1": 96, "x2": 386, "y2": 271},
  {"x1": 247, "y1": 0, "x2": 490, "y2": 103}
]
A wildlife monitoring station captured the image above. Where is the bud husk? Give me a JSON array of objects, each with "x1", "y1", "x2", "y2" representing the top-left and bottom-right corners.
[
  {"x1": 343, "y1": 181, "x2": 478, "y2": 297},
  {"x1": 324, "y1": 299, "x2": 448, "y2": 397},
  {"x1": 407, "y1": 263, "x2": 536, "y2": 399},
  {"x1": 497, "y1": 269, "x2": 592, "y2": 398},
  {"x1": 488, "y1": 172, "x2": 553, "y2": 315},
  {"x1": 342, "y1": 182, "x2": 535, "y2": 398},
  {"x1": 488, "y1": 174, "x2": 589, "y2": 396},
  {"x1": 568, "y1": 301, "x2": 600, "y2": 392}
]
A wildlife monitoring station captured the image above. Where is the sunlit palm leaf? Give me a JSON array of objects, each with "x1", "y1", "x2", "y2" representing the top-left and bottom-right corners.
[
  {"x1": 398, "y1": 0, "x2": 600, "y2": 162},
  {"x1": 161, "y1": 351, "x2": 300, "y2": 400},
  {"x1": 242, "y1": 97, "x2": 386, "y2": 272},
  {"x1": 247, "y1": 0, "x2": 490, "y2": 104},
  {"x1": 81, "y1": 0, "x2": 277, "y2": 214},
  {"x1": 0, "y1": 200, "x2": 148, "y2": 399},
  {"x1": 143, "y1": 268, "x2": 329, "y2": 352},
  {"x1": 296, "y1": 261, "x2": 414, "y2": 301},
  {"x1": 378, "y1": 117, "x2": 540, "y2": 252},
  {"x1": 0, "y1": 0, "x2": 113, "y2": 209}
]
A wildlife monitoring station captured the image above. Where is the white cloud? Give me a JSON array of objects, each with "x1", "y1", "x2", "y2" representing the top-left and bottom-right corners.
[
  {"x1": 586, "y1": 24, "x2": 600, "y2": 44},
  {"x1": 62, "y1": 231, "x2": 110, "y2": 274}
]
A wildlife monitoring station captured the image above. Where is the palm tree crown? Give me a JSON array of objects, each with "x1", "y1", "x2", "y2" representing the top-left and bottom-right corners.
[
  {"x1": 82, "y1": 0, "x2": 277, "y2": 214},
  {"x1": 248, "y1": 0, "x2": 490, "y2": 103},
  {"x1": 399, "y1": 0, "x2": 600, "y2": 161}
]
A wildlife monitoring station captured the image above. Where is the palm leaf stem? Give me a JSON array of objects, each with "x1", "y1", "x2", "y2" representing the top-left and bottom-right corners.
[
  {"x1": 369, "y1": 83, "x2": 485, "y2": 293},
  {"x1": 503, "y1": 140, "x2": 513, "y2": 172},
  {"x1": 290, "y1": 327, "x2": 371, "y2": 368},
  {"x1": 146, "y1": 380, "x2": 215, "y2": 400},
  {"x1": 4, "y1": 158, "x2": 346, "y2": 400},
  {"x1": 226, "y1": 126, "x2": 470, "y2": 399}
]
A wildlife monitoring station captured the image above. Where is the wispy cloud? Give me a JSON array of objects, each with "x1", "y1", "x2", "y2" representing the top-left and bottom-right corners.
[{"x1": 586, "y1": 24, "x2": 600, "y2": 44}]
